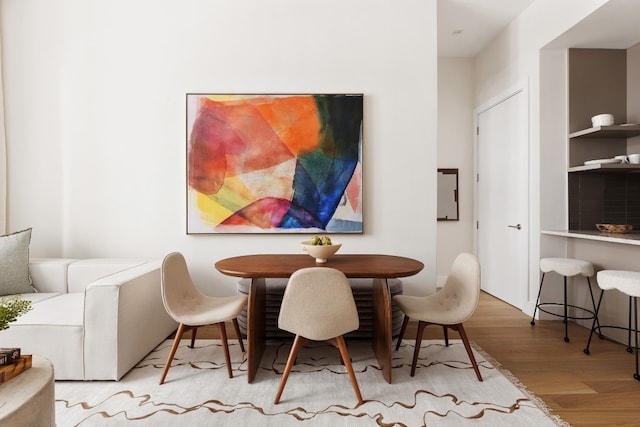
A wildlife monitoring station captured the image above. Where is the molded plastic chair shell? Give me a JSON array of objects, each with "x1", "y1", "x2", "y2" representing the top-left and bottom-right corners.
[{"x1": 159, "y1": 252, "x2": 247, "y2": 384}]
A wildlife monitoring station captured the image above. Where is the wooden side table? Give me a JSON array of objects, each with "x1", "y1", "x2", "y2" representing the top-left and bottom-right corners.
[{"x1": 0, "y1": 355, "x2": 55, "y2": 427}]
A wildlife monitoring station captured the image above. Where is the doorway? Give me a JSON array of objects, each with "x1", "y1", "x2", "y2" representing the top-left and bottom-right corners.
[{"x1": 475, "y1": 85, "x2": 529, "y2": 310}]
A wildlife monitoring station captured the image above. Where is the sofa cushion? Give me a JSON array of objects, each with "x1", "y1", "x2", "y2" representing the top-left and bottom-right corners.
[
  {"x1": 20, "y1": 292, "x2": 62, "y2": 305},
  {"x1": 13, "y1": 293, "x2": 84, "y2": 326},
  {"x1": 0, "y1": 228, "x2": 35, "y2": 296},
  {"x1": 1, "y1": 293, "x2": 85, "y2": 380},
  {"x1": 29, "y1": 258, "x2": 79, "y2": 293}
]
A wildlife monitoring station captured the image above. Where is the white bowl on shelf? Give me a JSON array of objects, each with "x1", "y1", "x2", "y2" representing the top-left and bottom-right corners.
[
  {"x1": 301, "y1": 241, "x2": 342, "y2": 263},
  {"x1": 591, "y1": 113, "x2": 614, "y2": 127},
  {"x1": 614, "y1": 155, "x2": 629, "y2": 163}
]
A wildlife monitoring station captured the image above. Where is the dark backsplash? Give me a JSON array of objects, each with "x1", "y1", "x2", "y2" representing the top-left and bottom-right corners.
[{"x1": 569, "y1": 172, "x2": 640, "y2": 231}]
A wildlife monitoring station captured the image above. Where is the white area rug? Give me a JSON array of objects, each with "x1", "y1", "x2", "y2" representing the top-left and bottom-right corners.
[{"x1": 55, "y1": 339, "x2": 569, "y2": 426}]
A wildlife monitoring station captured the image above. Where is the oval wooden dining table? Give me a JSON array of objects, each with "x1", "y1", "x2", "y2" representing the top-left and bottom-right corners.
[{"x1": 215, "y1": 254, "x2": 424, "y2": 384}]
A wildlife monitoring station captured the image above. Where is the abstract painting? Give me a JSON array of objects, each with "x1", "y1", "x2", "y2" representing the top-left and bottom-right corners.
[{"x1": 186, "y1": 94, "x2": 363, "y2": 234}]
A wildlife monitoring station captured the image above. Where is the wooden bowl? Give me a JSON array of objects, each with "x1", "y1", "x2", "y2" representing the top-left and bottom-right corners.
[{"x1": 596, "y1": 223, "x2": 634, "y2": 234}]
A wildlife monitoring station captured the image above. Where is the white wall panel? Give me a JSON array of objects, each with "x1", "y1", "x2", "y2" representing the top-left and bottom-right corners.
[{"x1": 1, "y1": 0, "x2": 438, "y2": 295}]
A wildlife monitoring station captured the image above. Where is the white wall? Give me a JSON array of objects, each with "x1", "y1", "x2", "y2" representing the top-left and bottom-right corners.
[
  {"x1": 474, "y1": 0, "x2": 610, "y2": 313},
  {"x1": 1, "y1": 0, "x2": 438, "y2": 296},
  {"x1": 436, "y1": 57, "x2": 474, "y2": 285}
]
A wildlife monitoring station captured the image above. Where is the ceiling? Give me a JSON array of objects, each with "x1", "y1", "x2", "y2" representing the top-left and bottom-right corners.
[
  {"x1": 437, "y1": 0, "x2": 536, "y2": 57},
  {"x1": 438, "y1": 0, "x2": 640, "y2": 58},
  {"x1": 543, "y1": 0, "x2": 640, "y2": 50}
]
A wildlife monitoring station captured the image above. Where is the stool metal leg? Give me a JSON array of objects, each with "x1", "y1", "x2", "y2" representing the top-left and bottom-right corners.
[
  {"x1": 584, "y1": 289, "x2": 605, "y2": 355},
  {"x1": 530, "y1": 273, "x2": 545, "y2": 326},
  {"x1": 628, "y1": 296, "x2": 634, "y2": 353},
  {"x1": 583, "y1": 289, "x2": 604, "y2": 354},
  {"x1": 634, "y1": 297, "x2": 640, "y2": 381},
  {"x1": 586, "y1": 277, "x2": 602, "y2": 337},
  {"x1": 563, "y1": 276, "x2": 569, "y2": 342}
]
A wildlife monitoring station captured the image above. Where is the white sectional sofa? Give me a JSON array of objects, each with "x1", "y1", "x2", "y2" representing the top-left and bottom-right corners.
[{"x1": 0, "y1": 258, "x2": 178, "y2": 380}]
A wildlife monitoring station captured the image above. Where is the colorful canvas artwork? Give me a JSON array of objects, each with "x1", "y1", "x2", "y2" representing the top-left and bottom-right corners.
[{"x1": 186, "y1": 94, "x2": 363, "y2": 234}]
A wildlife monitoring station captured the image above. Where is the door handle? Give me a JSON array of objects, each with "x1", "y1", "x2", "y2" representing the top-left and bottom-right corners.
[{"x1": 508, "y1": 224, "x2": 522, "y2": 230}]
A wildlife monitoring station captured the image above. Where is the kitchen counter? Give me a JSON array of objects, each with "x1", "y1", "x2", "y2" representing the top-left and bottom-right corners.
[
  {"x1": 542, "y1": 229, "x2": 640, "y2": 246},
  {"x1": 541, "y1": 229, "x2": 640, "y2": 347}
]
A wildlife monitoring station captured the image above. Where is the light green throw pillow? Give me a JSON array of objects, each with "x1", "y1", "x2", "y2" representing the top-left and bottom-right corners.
[{"x1": 0, "y1": 228, "x2": 35, "y2": 296}]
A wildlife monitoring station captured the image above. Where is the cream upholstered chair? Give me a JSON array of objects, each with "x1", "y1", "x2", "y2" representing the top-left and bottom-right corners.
[
  {"x1": 159, "y1": 252, "x2": 248, "y2": 384},
  {"x1": 393, "y1": 252, "x2": 483, "y2": 381},
  {"x1": 275, "y1": 267, "x2": 363, "y2": 405}
]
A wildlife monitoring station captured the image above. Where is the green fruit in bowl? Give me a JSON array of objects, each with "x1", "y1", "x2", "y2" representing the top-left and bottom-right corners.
[{"x1": 308, "y1": 235, "x2": 333, "y2": 246}]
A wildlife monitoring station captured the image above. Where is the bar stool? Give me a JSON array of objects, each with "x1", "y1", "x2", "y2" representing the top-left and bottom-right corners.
[
  {"x1": 584, "y1": 270, "x2": 640, "y2": 380},
  {"x1": 530, "y1": 258, "x2": 599, "y2": 342}
]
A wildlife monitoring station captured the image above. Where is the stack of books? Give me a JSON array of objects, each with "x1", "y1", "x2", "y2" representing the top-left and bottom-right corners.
[{"x1": 0, "y1": 348, "x2": 32, "y2": 384}]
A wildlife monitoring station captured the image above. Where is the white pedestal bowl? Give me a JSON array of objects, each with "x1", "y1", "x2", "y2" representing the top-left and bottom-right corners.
[{"x1": 301, "y1": 242, "x2": 342, "y2": 263}]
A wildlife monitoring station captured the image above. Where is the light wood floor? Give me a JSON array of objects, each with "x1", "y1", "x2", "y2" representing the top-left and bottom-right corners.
[{"x1": 193, "y1": 291, "x2": 640, "y2": 426}]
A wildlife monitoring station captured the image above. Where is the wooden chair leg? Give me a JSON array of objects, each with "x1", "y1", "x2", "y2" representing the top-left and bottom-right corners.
[
  {"x1": 455, "y1": 323, "x2": 483, "y2": 381},
  {"x1": 335, "y1": 335, "x2": 364, "y2": 405},
  {"x1": 396, "y1": 315, "x2": 410, "y2": 351},
  {"x1": 190, "y1": 327, "x2": 198, "y2": 348},
  {"x1": 411, "y1": 321, "x2": 427, "y2": 377},
  {"x1": 159, "y1": 323, "x2": 186, "y2": 385},
  {"x1": 218, "y1": 322, "x2": 233, "y2": 378},
  {"x1": 232, "y1": 318, "x2": 245, "y2": 352},
  {"x1": 275, "y1": 335, "x2": 304, "y2": 404},
  {"x1": 443, "y1": 325, "x2": 449, "y2": 346}
]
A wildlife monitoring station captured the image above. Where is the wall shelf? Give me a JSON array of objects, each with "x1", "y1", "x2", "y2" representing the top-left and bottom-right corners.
[
  {"x1": 565, "y1": 48, "x2": 640, "y2": 232},
  {"x1": 569, "y1": 124, "x2": 640, "y2": 139}
]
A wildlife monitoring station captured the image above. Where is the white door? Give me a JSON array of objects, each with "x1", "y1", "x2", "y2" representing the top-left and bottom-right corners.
[{"x1": 476, "y1": 87, "x2": 529, "y2": 309}]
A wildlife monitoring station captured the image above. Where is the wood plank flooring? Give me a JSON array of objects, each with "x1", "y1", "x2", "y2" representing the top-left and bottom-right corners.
[
  {"x1": 457, "y1": 292, "x2": 640, "y2": 426},
  {"x1": 191, "y1": 291, "x2": 640, "y2": 426}
]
